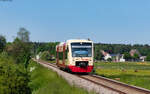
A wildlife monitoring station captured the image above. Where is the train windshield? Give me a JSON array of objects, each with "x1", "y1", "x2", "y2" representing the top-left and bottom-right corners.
[{"x1": 71, "y1": 43, "x2": 92, "y2": 57}]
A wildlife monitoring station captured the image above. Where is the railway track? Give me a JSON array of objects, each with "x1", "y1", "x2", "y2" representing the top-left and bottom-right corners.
[
  {"x1": 34, "y1": 59, "x2": 150, "y2": 94},
  {"x1": 79, "y1": 75, "x2": 150, "y2": 94}
]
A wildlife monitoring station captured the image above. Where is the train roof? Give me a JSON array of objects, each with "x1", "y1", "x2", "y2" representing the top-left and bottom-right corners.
[
  {"x1": 66, "y1": 39, "x2": 93, "y2": 43},
  {"x1": 56, "y1": 39, "x2": 93, "y2": 51},
  {"x1": 56, "y1": 39, "x2": 93, "y2": 47}
]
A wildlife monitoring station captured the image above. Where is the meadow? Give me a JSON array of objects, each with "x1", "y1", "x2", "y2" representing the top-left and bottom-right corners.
[
  {"x1": 94, "y1": 62, "x2": 150, "y2": 90},
  {"x1": 28, "y1": 60, "x2": 95, "y2": 94}
]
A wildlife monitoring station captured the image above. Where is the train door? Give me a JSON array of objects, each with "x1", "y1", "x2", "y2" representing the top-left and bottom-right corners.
[{"x1": 56, "y1": 44, "x2": 68, "y2": 68}]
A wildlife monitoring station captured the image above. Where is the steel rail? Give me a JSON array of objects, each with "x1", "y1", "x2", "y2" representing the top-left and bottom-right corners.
[
  {"x1": 77, "y1": 75, "x2": 125, "y2": 94},
  {"x1": 91, "y1": 75, "x2": 150, "y2": 94}
]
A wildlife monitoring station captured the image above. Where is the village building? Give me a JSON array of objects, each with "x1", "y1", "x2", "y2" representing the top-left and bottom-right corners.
[
  {"x1": 130, "y1": 49, "x2": 141, "y2": 57},
  {"x1": 101, "y1": 50, "x2": 125, "y2": 62},
  {"x1": 101, "y1": 50, "x2": 111, "y2": 60},
  {"x1": 140, "y1": 56, "x2": 147, "y2": 62},
  {"x1": 129, "y1": 49, "x2": 146, "y2": 62}
]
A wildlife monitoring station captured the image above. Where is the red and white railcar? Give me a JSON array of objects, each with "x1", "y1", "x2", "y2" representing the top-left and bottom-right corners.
[{"x1": 56, "y1": 39, "x2": 94, "y2": 73}]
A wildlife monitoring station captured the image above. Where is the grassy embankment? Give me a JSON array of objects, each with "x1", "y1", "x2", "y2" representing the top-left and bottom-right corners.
[
  {"x1": 94, "y1": 62, "x2": 150, "y2": 90},
  {"x1": 28, "y1": 60, "x2": 95, "y2": 94}
]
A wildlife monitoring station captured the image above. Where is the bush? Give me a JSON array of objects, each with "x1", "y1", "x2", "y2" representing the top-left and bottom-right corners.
[
  {"x1": 0, "y1": 28, "x2": 32, "y2": 94},
  {"x1": 40, "y1": 51, "x2": 51, "y2": 61},
  {"x1": 107, "y1": 58, "x2": 112, "y2": 62},
  {"x1": 124, "y1": 52, "x2": 132, "y2": 61},
  {"x1": 0, "y1": 54, "x2": 31, "y2": 94},
  {"x1": 6, "y1": 38, "x2": 31, "y2": 69},
  {"x1": 146, "y1": 53, "x2": 150, "y2": 61}
]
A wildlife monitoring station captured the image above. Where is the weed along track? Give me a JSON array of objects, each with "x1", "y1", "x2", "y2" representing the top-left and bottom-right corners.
[{"x1": 33, "y1": 59, "x2": 150, "y2": 94}]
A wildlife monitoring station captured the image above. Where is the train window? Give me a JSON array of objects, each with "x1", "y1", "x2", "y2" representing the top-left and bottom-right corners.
[
  {"x1": 58, "y1": 52, "x2": 63, "y2": 60},
  {"x1": 65, "y1": 47, "x2": 68, "y2": 59},
  {"x1": 71, "y1": 43, "x2": 92, "y2": 57}
]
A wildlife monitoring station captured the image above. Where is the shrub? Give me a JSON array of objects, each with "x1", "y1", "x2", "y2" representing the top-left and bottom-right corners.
[
  {"x1": 146, "y1": 53, "x2": 150, "y2": 61},
  {"x1": 40, "y1": 51, "x2": 51, "y2": 61},
  {"x1": 0, "y1": 54, "x2": 31, "y2": 94},
  {"x1": 107, "y1": 58, "x2": 112, "y2": 62}
]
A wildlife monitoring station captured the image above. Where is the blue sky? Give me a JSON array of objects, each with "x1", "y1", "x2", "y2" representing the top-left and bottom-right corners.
[{"x1": 0, "y1": 0, "x2": 150, "y2": 44}]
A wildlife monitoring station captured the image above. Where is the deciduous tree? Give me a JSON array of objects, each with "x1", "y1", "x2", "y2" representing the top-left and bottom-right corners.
[
  {"x1": 0, "y1": 35, "x2": 6, "y2": 52},
  {"x1": 17, "y1": 27, "x2": 30, "y2": 42},
  {"x1": 146, "y1": 53, "x2": 150, "y2": 61},
  {"x1": 124, "y1": 52, "x2": 132, "y2": 61}
]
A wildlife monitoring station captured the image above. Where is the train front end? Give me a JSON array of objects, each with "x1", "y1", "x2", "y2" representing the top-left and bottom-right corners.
[{"x1": 67, "y1": 39, "x2": 94, "y2": 73}]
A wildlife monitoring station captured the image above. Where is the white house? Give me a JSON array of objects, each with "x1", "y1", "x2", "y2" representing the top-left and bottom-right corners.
[
  {"x1": 104, "y1": 54, "x2": 112, "y2": 60},
  {"x1": 140, "y1": 56, "x2": 147, "y2": 62},
  {"x1": 101, "y1": 50, "x2": 126, "y2": 62}
]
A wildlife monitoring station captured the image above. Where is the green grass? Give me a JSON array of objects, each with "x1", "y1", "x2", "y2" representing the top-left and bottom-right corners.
[
  {"x1": 95, "y1": 62, "x2": 150, "y2": 90},
  {"x1": 28, "y1": 60, "x2": 95, "y2": 94},
  {"x1": 47, "y1": 60, "x2": 56, "y2": 63},
  {"x1": 95, "y1": 62, "x2": 150, "y2": 70}
]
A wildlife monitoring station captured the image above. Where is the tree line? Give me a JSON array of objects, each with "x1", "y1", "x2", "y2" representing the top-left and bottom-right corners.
[
  {"x1": 32, "y1": 42, "x2": 150, "y2": 61},
  {"x1": 94, "y1": 43, "x2": 150, "y2": 61}
]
